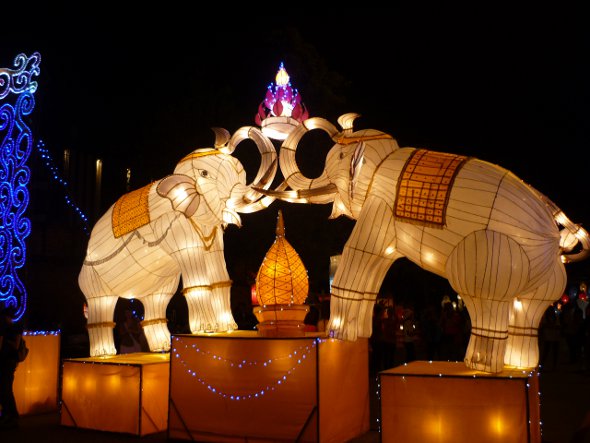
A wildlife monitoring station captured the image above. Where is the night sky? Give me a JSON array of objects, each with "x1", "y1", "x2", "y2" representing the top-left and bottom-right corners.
[{"x1": 3, "y1": 8, "x2": 589, "y2": 304}]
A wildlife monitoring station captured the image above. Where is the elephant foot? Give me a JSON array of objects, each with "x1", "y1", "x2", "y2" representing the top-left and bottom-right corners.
[
  {"x1": 142, "y1": 318, "x2": 171, "y2": 352},
  {"x1": 185, "y1": 288, "x2": 237, "y2": 333},
  {"x1": 190, "y1": 320, "x2": 238, "y2": 334},
  {"x1": 504, "y1": 326, "x2": 539, "y2": 369},
  {"x1": 464, "y1": 327, "x2": 508, "y2": 373},
  {"x1": 87, "y1": 322, "x2": 117, "y2": 357},
  {"x1": 327, "y1": 295, "x2": 361, "y2": 341}
]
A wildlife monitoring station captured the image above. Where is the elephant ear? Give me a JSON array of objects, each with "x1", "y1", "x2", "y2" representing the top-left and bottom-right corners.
[{"x1": 157, "y1": 174, "x2": 200, "y2": 217}]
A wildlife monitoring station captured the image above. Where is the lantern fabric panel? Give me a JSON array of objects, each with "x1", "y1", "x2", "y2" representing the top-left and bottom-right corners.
[
  {"x1": 15, "y1": 333, "x2": 60, "y2": 415},
  {"x1": 60, "y1": 353, "x2": 169, "y2": 436},
  {"x1": 169, "y1": 334, "x2": 318, "y2": 441},
  {"x1": 168, "y1": 333, "x2": 369, "y2": 442},
  {"x1": 380, "y1": 361, "x2": 541, "y2": 443}
]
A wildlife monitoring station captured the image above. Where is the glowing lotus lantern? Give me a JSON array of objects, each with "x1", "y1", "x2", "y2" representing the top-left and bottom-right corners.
[
  {"x1": 253, "y1": 210, "x2": 310, "y2": 336},
  {"x1": 254, "y1": 62, "x2": 309, "y2": 140}
]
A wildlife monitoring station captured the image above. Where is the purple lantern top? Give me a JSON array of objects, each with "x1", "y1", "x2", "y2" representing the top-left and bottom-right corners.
[{"x1": 255, "y1": 62, "x2": 309, "y2": 140}]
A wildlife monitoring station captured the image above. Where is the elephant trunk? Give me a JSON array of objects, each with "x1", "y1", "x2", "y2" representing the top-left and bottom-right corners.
[
  {"x1": 269, "y1": 117, "x2": 341, "y2": 204},
  {"x1": 538, "y1": 192, "x2": 590, "y2": 263}
]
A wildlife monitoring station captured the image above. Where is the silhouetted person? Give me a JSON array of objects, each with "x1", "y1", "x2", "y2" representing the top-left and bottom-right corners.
[
  {"x1": 0, "y1": 306, "x2": 23, "y2": 429},
  {"x1": 304, "y1": 305, "x2": 320, "y2": 332},
  {"x1": 439, "y1": 301, "x2": 464, "y2": 362},
  {"x1": 420, "y1": 302, "x2": 442, "y2": 361},
  {"x1": 382, "y1": 306, "x2": 399, "y2": 370},
  {"x1": 118, "y1": 309, "x2": 147, "y2": 354},
  {"x1": 539, "y1": 306, "x2": 561, "y2": 371},
  {"x1": 562, "y1": 302, "x2": 584, "y2": 364},
  {"x1": 402, "y1": 306, "x2": 417, "y2": 363},
  {"x1": 369, "y1": 303, "x2": 386, "y2": 373}
]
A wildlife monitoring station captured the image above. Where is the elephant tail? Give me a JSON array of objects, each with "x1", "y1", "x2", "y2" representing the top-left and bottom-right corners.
[{"x1": 540, "y1": 193, "x2": 590, "y2": 263}]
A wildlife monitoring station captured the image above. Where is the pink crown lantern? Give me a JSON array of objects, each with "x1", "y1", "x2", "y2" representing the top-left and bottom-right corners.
[{"x1": 255, "y1": 62, "x2": 309, "y2": 140}]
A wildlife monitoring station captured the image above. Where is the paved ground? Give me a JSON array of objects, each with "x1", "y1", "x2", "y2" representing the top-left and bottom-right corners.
[{"x1": 3, "y1": 345, "x2": 589, "y2": 442}]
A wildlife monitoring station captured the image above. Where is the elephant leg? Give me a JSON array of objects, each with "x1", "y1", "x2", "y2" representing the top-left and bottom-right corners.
[
  {"x1": 184, "y1": 281, "x2": 236, "y2": 333},
  {"x1": 461, "y1": 297, "x2": 510, "y2": 373},
  {"x1": 447, "y1": 230, "x2": 530, "y2": 373},
  {"x1": 86, "y1": 294, "x2": 119, "y2": 357},
  {"x1": 142, "y1": 292, "x2": 175, "y2": 352},
  {"x1": 328, "y1": 198, "x2": 397, "y2": 341},
  {"x1": 504, "y1": 261, "x2": 566, "y2": 369},
  {"x1": 209, "y1": 281, "x2": 237, "y2": 331},
  {"x1": 177, "y1": 246, "x2": 237, "y2": 333},
  {"x1": 184, "y1": 286, "x2": 219, "y2": 333}
]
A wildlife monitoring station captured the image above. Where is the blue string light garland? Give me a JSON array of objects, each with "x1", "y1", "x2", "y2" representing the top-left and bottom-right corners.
[
  {"x1": 173, "y1": 336, "x2": 324, "y2": 400},
  {"x1": 36, "y1": 140, "x2": 90, "y2": 236}
]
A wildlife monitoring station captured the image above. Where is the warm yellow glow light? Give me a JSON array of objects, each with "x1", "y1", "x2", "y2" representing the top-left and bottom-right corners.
[
  {"x1": 424, "y1": 414, "x2": 444, "y2": 440},
  {"x1": 331, "y1": 317, "x2": 342, "y2": 329},
  {"x1": 423, "y1": 251, "x2": 435, "y2": 263},
  {"x1": 275, "y1": 66, "x2": 290, "y2": 86},
  {"x1": 489, "y1": 414, "x2": 506, "y2": 437},
  {"x1": 174, "y1": 188, "x2": 188, "y2": 200},
  {"x1": 385, "y1": 246, "x2": 395, "y2": 255},
  {"x1": 108, "y1": 374, "x2": 122, "y2": 392},
  {"x1": 513, "y1": 297, "x2": 523, "y2": 311},
  {"x1": 219, "y1": 312, "x2": 234, "y2": 326}
]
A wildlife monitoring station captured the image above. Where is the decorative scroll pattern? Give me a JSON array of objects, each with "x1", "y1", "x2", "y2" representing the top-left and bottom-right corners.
[
  {"x1": 395, "y1": 148, "x2": 467, "y2": 226},
  {"x1": 0, "y1": 52, "x2": 41, "y2": 100},
  {"x1": 112, "y1": 183, "x2": 152, "y2": 238},
  {"x1": 0, "y1": 52, "x2": 41, "y2": 321}
]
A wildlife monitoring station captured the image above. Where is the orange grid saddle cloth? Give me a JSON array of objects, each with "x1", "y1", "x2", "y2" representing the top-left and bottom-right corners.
[
  {"x1": 394, "y1": 149, "x2": 468, "y2": 227},
  {"x1": 112, "y1": 183, "x2": 152, "y2": 238}
]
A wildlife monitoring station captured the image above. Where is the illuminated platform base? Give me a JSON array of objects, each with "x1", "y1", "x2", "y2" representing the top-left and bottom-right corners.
[
  {"x1": 169, "y1": 332, "x2": 370, "y2": 443},
  {"x1": 253, "y1": 304, "x2": 309, "y2": 337},
  {"x1": 15, "y1": 332, "x2": 61, "y2": 415},
  {"x1": 60, "y1": 353, "x2": 170, "y2": 436},
  {"x1": 379, "y1": 361, "x2": 541, "y2": 443}
]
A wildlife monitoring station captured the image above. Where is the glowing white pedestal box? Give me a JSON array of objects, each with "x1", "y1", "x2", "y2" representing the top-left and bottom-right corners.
[
  {"x1": 15, "y1": 332, "x2": 61, "y2": 415},
  {"x1": 60, "y1": 353, "x2": 169, "y2": 436},
  {"x1": 168, "y1": 332, "x2": 370, "y2": 443},
  {"x1": 379, "y1": 361, "x2": 541, "y2": 443}
]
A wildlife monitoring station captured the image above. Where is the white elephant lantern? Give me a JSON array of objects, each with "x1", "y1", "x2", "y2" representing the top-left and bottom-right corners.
[
  {"x1": 259, "y1": 113, "x2": 590, "y2": 373},
  {"x1": 79, "y1": 127, "x2": 278, "y2": 357},
  {"x1": 253, "y1": 210, "x2": 310, "y2": 337}
]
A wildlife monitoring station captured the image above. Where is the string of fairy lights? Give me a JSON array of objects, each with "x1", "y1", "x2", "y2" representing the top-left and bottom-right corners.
[
  {"x1": 35, "y1": 139, "x2": 90, "y2": 235},
  {"x1": 172, "y1": 336, "x2": 324, "y2": 400}
]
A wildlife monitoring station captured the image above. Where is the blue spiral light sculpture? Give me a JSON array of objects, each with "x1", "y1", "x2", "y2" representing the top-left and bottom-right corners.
[{"x1": 0, "y1": 52, "x2": 41, "y2": 321}]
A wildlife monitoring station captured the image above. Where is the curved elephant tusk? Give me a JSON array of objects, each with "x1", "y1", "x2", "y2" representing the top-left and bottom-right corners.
[
  {"x1": 211, "y1": 127, "x2": 231, "y2": 149},
  {"x1": 538, "y1": 190, "x2": 590, "y2": 263},
  {"x1": 253, "y1": 183, "x2": 337, "y2": 204},
  {"x1": 558, "y1": 221, "x2": 590, "y2": 263},
  {"x1": 277, "y1": 117, "x2": 338, "y2": 197},
  {"x1": 337, "y1": 112, "x2": 361, "y2": 134},
  {"x1": 231, "y1": 158, "x2": 279, "y2": 212},
  {"x1": 238, "y1": 181, "x2": 291, "y2": 213},
  {"x1": 225, "y1": 126, "x2": 278, "y2": 212}
]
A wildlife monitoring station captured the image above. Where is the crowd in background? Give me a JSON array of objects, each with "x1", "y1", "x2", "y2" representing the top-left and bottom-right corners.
[
  {"x1": 539, "y1": 298, "x2": 590, "y2": 372},
  {"x1": 363, "y1": 291, "x2": 590, "y2": 375},
  {"x1": 368, "y1": 294, "x2": 471, "y2": 374}
]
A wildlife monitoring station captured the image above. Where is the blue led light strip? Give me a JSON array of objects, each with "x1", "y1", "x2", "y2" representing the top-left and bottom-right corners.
[
  {"x1": 0, "y1": 52, "x2": 41, "y2": 321},
  {"x1": 36, "y1": 140, "x2": 90, "y2": 235}
]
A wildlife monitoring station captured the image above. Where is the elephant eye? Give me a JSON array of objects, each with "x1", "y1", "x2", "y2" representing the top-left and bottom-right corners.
[
  {"x1": 199, "y1": 170, "x2": 209, "y2": 178},
  {"x1": 339, "y1": 152, "x2": 345, "y2": 159}
]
